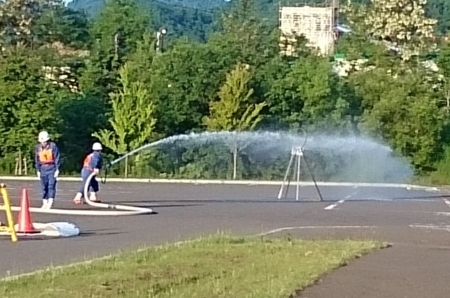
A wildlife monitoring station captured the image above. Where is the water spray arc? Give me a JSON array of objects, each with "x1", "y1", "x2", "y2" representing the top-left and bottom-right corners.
[
  {"x1": 102, "y1": 130, "x2": 413, "y2": 185},
  {"x1": 277, "y1": 129, "x2": 324, "y2": 201}
]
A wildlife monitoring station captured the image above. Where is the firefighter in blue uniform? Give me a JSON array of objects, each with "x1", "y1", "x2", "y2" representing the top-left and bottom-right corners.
[
  {"x1": 35, "y1": 131, "x2": 61, "y2": 209},
  {"x1": 73, "y1": 142, "x2": 103, "y2": 204}
]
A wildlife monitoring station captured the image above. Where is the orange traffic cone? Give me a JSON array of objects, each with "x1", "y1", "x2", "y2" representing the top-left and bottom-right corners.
[{"x1": 16, "y1": 188, "x2": 37, "y2": 233}]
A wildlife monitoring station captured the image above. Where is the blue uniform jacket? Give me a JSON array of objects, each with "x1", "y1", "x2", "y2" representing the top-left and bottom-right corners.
[
  {"x1": 82, "y1": 151, "x2": 103, "y2": 173},
  {"x1": 35, "y1": 142, "x2": 61, "y2": 174}
]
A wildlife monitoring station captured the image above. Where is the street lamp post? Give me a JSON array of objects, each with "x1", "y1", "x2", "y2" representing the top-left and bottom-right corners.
[{"x1": 156, "y1": 28, "x2": 167, "y2": 53}]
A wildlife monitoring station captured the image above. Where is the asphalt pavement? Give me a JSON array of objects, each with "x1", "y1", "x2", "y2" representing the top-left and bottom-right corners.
[{"x1": 0, "y1": 180, "x2": 449, "y2": 298}]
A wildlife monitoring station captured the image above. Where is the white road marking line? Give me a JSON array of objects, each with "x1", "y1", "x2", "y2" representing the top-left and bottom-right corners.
[
  {"x1": 258, "y1": 225, "x2": 377, "y2": 236},
  {"x1": 425, "y1": 187, "x2": 440, "y2": 192},
  {"x1": 444, "y1": 199, "x2": 450, "y2": 208},
  {"x1": 435, "y1": 212, "x2": 450, "y2": 216},
  {"x1": 400, "y1": 199, "x2": 437, "y2": 202},
  {"x1": 368, "y1": 198, "x2": 436, "y2": 202},
  {"x1": 324, "y1": 199, "x2": 345, "y2": 210},
  {"x1": 410, "y1": 224, "x2": 450, "y2": 232}
]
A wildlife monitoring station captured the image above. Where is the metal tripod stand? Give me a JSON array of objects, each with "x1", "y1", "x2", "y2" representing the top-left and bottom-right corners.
[{"x1": 277, "y1": 146, "x2": 324, "y2": 202}]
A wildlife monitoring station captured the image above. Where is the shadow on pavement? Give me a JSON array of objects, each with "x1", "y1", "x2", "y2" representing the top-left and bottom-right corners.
[{"x1": 78, "y1": 231, "x2": 124, "y2": 237}]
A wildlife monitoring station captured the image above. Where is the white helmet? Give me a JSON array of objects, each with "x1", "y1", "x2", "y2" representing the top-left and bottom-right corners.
[
  {"x1": 92, "y1": 142, "x2": 103, "y2": 151},
  {"x1": 38, "y1": 131, "x2": 50, "y2": 143}
]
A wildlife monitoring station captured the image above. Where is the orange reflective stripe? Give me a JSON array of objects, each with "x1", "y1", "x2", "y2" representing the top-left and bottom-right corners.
[
  {"x1": 38, "y1": 148, "x2": 54, "y2": 164},
  {"x1": 83, "y1": 154, "x2": 93, "y2": 170}
]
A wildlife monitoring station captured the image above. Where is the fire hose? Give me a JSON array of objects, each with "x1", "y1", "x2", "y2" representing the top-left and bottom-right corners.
[{"x1": 1, "y1": 170, "x2": 155, "y2": 216}]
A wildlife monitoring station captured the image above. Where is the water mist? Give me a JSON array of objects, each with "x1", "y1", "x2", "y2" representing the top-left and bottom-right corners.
[{"x1": 108, "y1": 130, "x2": 413, "y2": 183}]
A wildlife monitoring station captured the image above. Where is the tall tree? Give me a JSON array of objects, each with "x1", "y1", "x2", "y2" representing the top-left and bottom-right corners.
[
  {"x1": 147, "y1": 39, "x2": 224, "y2": 135},
  {"x1": 208, "y1": 0, "x2": 278, "y2": 68},
  {"x1": 92, "y1": 62, "x2": 157, "y2": 177},
  {"x1": 0, "y1": 45, "x2": 63, "y2": 173},
  {"x1": 56, "y1": 93, "x2": 107, "y2": 174},
  {"x1": 347, "y1": 0, "x2": 438, "y2": 61},
  {"x1": 426, "y1": 0, "x2": 450, "y2": 34},
  {"x1": 0, "y1": 0, "x2": 67, "y2": 47},
  {"x1": 265, "y1": 56, "x2": 353, "y2": 132},
  {"x1": 354, "y1": 69, "x2": 445, "y2": 172},
  {"x1": 203, "y1": 62, "x2": 266, "y2": 179},
  {"x1": 436, "y1": 42, "x2": 450, "y2": 114},
  {"x1": 126, "y1": 32, "x2": 157, "y2": 87},
  {"x1": 79, "y1": 0, "x2": 150, "y2": 100},
  {"x1": 34, "y1": 4, "x2": 91, "y2": 49},
  {"x1": 90, "y1": 0, "x2": 150, "y2": 59}
]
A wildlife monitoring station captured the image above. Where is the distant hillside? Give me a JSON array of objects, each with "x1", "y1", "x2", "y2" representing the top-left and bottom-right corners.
[
  {"x1": 156, "y1": 0, "x2": 230, "y2": 10},
  {"x1": 68, "y1": 0, "x2": 105, "y2": 17},
  {"x1": 68, "y1": 0, "x2": 229, "y2": 17},
  {"x1": 68, "y1": 0, "x2": 233, "y2": 41}
]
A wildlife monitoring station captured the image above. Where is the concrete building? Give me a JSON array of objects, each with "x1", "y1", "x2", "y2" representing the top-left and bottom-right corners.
[{"x1": 279, "y1": 1, "x2": 339, "y2": 56}]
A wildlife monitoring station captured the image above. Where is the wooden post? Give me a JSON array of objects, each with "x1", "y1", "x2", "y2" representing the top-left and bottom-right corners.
[
  {"x1": 18, "y1": 150, "x2": 22, "y2": 176},
  {"x1": 124, "y1": 155, "x2": 128, "y2": 178},
  {"x1": 233, "y1": 143, "x2": 237, "y2": 180},
  {"x1": 23, "y1": 157, "x2": 27, "y2": 175},
  {"x1": 15, "y1": 157, "x2": 19, "y2": 176}
]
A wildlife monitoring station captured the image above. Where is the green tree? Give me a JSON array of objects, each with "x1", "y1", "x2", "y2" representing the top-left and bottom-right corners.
[
  {"x1": 203, "y1": 62, "x2": 266, "y2": 179},
  {"x1": 265, "y1": 55, "x2": 353, "y2": 132},
  {"x1": 147, "y1": 39, "x2": 225, "y2": 135},
  {"x1": 0, "y1": 0, "x2": 69, "y2": 47},
  {"x1": 207, "y1": 0, "x2": 278, "y2": 70},
  {"x1": 436, "y1": 42, "x2": 450, "y2": 114},
  {"x1": 92, "y1": 62, "x2": 157, "y2": 178},
  {"x1": 126, "y1": 32, "x2": 157, "y2": 87},
  {"x1": 0, "y1": 0, "x2": 41, "y2": 46},
  {"x1": 79, "y1": 0, "x2": 150, "y2": 100},
  {"x1": 343, "y1": 0, "x2": 437, "y2": 61},
  {"x1": 0, "y1": 45, "x2": 63, "y2": 174},
  {"x1": 427, "y1": 0, "x2": 450, "y2": 34},
  {"x1": 56, "y1": 93, "x2": 107, "y2": 174},
  {"x1": 34, "y1": 4, "x2": 91, "y2": 49},
  {"x1": 354, "y1": 69, "x2": 445, "y2": 172},
  {"x1": 90, "y1": 0, "x2": 149, "y2": 58}
]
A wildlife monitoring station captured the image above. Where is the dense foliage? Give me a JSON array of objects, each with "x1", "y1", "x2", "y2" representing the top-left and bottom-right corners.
[{"x1": 1, "y1": 0, "x2": 450, "y2": 183}]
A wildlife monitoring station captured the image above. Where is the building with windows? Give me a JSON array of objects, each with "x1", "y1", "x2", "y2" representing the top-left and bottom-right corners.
[{"x1": 279, "y1": 1, "x2": 339, "y2": 56}]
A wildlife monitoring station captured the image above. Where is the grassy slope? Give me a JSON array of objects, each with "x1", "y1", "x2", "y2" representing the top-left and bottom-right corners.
[{"x1": 0, "y1": 234, "x2": 386, "y2": 298}]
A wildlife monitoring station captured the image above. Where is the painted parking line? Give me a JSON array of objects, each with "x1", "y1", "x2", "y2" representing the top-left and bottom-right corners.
[
  {"x1": 435, "y1": 212, "x2": 450, "y2": 217},
  {"x1": 443, "y1": 199, "x2": 450, "y2": 208},
  {"x1": 324, "y1": 199, "x2": 345, "y2": 210},
  {"x1": 410, "y1": 224, "x2": 450, "y2": 232},
  {"x1": 323, "y1": 191, "x2": 359, "y2": 210}
]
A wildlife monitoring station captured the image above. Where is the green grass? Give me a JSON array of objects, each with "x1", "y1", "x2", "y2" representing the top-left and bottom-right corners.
[{"x1": 0, "y1": 234, "x2": 387, "y2": 298}]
